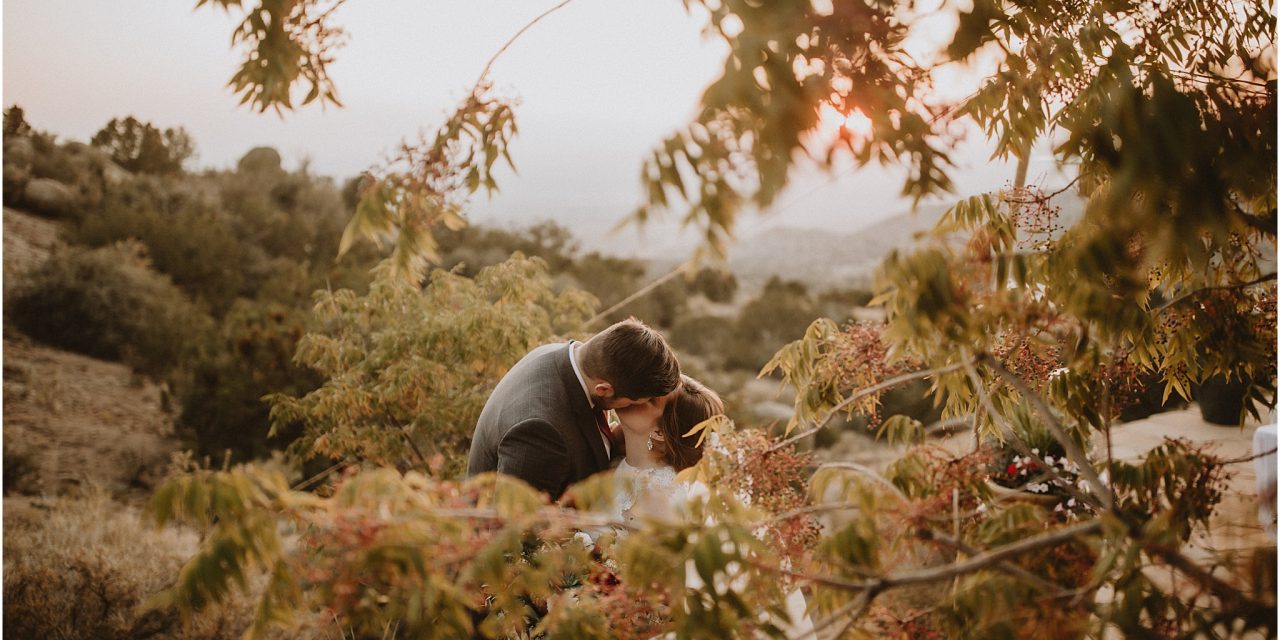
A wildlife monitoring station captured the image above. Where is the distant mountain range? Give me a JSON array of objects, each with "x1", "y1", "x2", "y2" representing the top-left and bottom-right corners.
[
  {"x1": 639, "y1": 193, "x2": 1089, "y2": 290},
  {"x1": 724, "y1": 203, "x2": 953, "y2": 290}
]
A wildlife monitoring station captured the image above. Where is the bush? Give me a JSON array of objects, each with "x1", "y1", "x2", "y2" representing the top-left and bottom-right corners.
[
  {"x1": 3, "y1": 443, "x2": 39, "y2": 496},
  {"x1": 269, "y1": 255, "x2": 596, "y2": 475},
  {"x1": 690, "y1": 266, "x2": 739, "y2": 303},
  {"x1": 6, "y1": 241, "x2": 211, "y2": 376},
  {"x1": 669, "y1": 314, "x2": 734, "y2": 366},
  {"x1": 4, "y1": 104, "x2": 31, "y2": 137},
  {"x1": 724, "y1": 277, "x2": 817, "y2": 371},
  {"x1": 436, "y1": 220, "x2": 580, "y2": 276},
  {"x1": 72, "y1": 178, "x2": 247, "y2": 310},
  {"x1": 3, "y1": 128, "x2": 104, "y2": 220},
  {"x1": 179, "y1": 300, "x2": 322, "y2": 462},
  {"x1": 816, "y1": 286, "x2": 874, "y2": 323}
]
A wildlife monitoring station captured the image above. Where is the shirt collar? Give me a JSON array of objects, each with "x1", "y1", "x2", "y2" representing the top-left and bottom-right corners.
[{"x1": 568, "y1": 341, "x2": 595, "y2": 409}]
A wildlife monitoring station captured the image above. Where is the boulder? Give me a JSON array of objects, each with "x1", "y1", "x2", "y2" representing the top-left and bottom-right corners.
[
  {"x1": 22, "y1": 178, "x2": 77, "y2": 217},
  {"x1": 62, "y1": 143, "x2": 131, "y2": 185},
  {"x1": 98, "y1": 159, "x2": 131, "y2": 186}
]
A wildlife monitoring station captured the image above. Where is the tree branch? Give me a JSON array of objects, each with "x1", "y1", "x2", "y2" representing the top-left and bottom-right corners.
[
  {"x1": 923, "y1": 529, "x2": 1078, "y2": 599},
  {"x1": 585, "y1": 261, "x2": 691, "y2": 328},
  {"x1": 769, "y1": 362, "x2": 969, "y2": 452},
  {"x1": 769, "y1": 502, "x2": 861, "y2": 526},
  {"x1": 817, "y1": 461, "x2": 911, "y2": 501},
  {"x1": 1233, "y1": 205, "x2": 1278, "y2": 237},
  {"x1": 1001, "y1": 175, "x2": 1083, "y2": 204},
  {"x1": 981, "y1": 355, "x2": 1113, "y2": 509},
  {"x1": 1154, "y1": 272, "x2": 1277, "y2": 313},
  {"x1": 1144, "y1": 541, "x2": 1271, "y2": 611},
  {"x1": 758, "y1": 519, "x2": 1102, "y2": 593},
  {"x1": 961, "y1": 356, "x2": 1102, "y2": 510},
  {"x1": 1219, "y1": 446, "x2": 1277, "y2": 465}
]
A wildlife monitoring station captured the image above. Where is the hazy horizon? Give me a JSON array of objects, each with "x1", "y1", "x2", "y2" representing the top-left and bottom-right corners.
[{"x1": 3, "y1": 0, "x2": 1067, "y2": 258}]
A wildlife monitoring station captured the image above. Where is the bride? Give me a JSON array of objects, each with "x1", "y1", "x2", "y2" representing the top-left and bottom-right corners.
[
  {"x1": 610, "y1": 374, "x2": 716, "y2": 525},
  {"x1": 610, "y1": 375, "x2": 815, "y2": 638}
]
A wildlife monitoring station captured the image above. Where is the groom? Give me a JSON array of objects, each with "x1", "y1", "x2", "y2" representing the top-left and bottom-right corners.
[{"x1": 466, "y1": 318, "x2": 681, "y2": 499}]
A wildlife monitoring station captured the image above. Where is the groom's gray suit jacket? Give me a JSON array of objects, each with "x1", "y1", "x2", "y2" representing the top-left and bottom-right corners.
[{"x1": 466, "y1": 342, "x2": 610, "y2": 499}]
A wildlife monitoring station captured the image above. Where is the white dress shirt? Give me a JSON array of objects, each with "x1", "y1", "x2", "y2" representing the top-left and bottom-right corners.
[{"x1": 568, "y1": 341, "x2": 611, "y2": 457}]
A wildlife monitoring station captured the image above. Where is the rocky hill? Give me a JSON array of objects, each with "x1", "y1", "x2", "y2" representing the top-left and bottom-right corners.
[{"x1": 3, "y1": 207, "x2": 179, "y2": 501}]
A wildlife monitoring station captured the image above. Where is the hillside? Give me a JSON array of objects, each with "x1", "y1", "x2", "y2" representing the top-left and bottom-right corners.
[
  {"x1": 3, "y1": 207, "x2": 179, "y2": 501},
  {"x1": 726, "y1": 203, "x2": 950, "y2": 289},
  {"x1": 722, "y1": 192, "x2": 1088, "y2": 290}
]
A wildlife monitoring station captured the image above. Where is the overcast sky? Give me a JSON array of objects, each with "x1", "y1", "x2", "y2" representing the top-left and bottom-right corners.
[{"x1": 4, "y1": 0, "x2": 1060, "y2": 256}]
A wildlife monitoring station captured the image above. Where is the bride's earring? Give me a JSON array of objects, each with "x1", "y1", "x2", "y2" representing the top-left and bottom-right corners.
[{"x1": 646, "y1": 431, "x2": 665, "y2": 451}]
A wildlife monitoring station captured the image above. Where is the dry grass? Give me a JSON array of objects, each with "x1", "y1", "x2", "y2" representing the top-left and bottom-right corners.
[
  {"x1": 3, "y1": 488, "x2": 261, "y2": 639},
  {"x1": 2, "y1": 488, "x2": 360, "y2": 640}
]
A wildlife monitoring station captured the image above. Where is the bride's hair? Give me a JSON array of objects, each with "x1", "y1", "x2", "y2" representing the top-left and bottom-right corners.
[{"x1": 654, "y1": 375, "x2": 723, "y2": 471}]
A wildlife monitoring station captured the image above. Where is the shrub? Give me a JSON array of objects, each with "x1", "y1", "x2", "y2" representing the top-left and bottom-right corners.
[
  {"x1": 236, "y1": 146, "x2": 285, "y2": 178},
  {"x1": 27, "y1": 131, "x2": 81, "y2": 186},
  {"x1": 6, "y1": 241, "x2": 211, "y2": 376},
  {"x1": 669, "y1": 314, "x2": 734, "y2": 365},
  {"x1": 436, "y1": 220, "x2": 580, "y2": 276},
  {"x1": 269, "y1": 255, "x2": 596, "y2": 475},
  {"x1": 72, "y1": 177, "x2": 247, "y2": 310},
  {"x1": 690, "y1": 266, "x2": 739, "y2": 303},
  {"x1": 179, "y1": 300, "x2": 322, "y2": 462},
  {"x1": 3, "y1": 127, "x2": 102, "y2": 219},
  {"x1": 3, "y1": 443, "x2": 39, "y2": 496},
  {"x1": 3, "y1": 104, "x2": 31, "y2": 137},
  {"x1": 724, "y1": 277, "x2": 817, "y2": 371},
  {"x1": 817, "y1": 286, "x2": 874, "y2": 323}
]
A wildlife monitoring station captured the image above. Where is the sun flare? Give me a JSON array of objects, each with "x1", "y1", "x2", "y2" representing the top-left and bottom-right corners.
[{"x1": 816, "y1": 103, "x2": 874, "y2": 143}]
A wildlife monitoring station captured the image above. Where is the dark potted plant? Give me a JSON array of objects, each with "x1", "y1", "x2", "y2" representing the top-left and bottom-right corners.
[{"x1": 1197, "y1": 374, "x2": 1253, "y2": 426}]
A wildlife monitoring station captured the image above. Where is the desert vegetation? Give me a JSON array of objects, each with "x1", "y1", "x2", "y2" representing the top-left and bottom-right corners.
[{"x1": 4, "y1": 0, "x2": 1278, "y2": 637}]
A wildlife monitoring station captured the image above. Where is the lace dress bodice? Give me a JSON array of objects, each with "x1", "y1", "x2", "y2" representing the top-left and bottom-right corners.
[{"x1": 611, "y1": 459, "x2": 682, "y2": 527}]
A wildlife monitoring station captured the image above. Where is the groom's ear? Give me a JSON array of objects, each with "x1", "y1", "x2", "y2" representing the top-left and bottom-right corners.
[{"x1": 592, "y1": 382, "x2": 615, "y2": 399}]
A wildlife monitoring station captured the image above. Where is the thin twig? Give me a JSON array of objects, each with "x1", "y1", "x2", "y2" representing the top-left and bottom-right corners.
[
  {"x1": 795, "y1": 595, "x2": 866, "y2": 640},
  {"x1": 924, "y1": 530, "x2": 1077, "y2": 598},
  {"x1": 292, "y1": 460, "x2": 350, "y2": 491},
  {"x1": 1154, "y1": 272, "x2": 1277, "y2": 313},
  {"x1": 961, "y1": 356, "x2": 1101, "y2": 510},
  {"x1": 1001, "y1": 175, "x2": 1083, "y2": 204},
  {"x1": 755, "y1": 520, "x2": 1101, "y2": 593},
  {"x1": 769, "y1": 362, "x2": 969, "y2": 452},
  {"x1": 1144, "y1": 541, "x2": 1270, "y2": 610},
  {"x1": 399, "y1": 428, "x2": 429, "y2": 468},
  {"x1": 1220, "y1": 446, "x2": 1278, "y2": 465},
  {"x1": 981, "y1": 355, "x2": 1113, "y2": 509},
  {"x1": 817, "y1": 462, "x2": 910, "y2": 501},
  {"x1": 473, "y1": 0, "x2": 575, "y2": 90},
  {"x1": 585, "y1": 261, "x2": 691, "y2": 328},
  {"x1": 770, "y1": 502, "x2": 861, "y2": 525}
]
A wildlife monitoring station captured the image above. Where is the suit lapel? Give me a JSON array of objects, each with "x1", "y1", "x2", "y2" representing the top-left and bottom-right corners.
[{"x1": 554, "y1": 342, "x2": 610, "y2": 471}]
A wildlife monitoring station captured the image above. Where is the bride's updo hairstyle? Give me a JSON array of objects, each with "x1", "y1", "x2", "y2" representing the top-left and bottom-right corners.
[{"x1": 655, "y1": 375, "x2": 723, "y2": 471}]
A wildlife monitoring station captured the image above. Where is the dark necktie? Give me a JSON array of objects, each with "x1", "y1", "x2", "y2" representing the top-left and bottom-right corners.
[{"x1": 594, "y1": 410, "x2": 622, "y2": 458}]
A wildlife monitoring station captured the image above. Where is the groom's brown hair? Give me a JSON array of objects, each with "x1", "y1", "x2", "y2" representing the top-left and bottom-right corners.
[{"x1": 579, "y1": 318, "x2": 680, "y2": 400}]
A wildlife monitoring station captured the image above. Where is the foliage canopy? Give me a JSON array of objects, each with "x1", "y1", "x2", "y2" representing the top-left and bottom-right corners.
[{"x1": 157, "y1": 0, "x2": 1280, "y2": 636}]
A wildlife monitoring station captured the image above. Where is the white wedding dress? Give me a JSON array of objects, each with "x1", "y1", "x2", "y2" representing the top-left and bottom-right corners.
[
  {"x1": 608, "y1": 459, "x2": 816, "y2": 639},
  {"x1": 610, "y1": 459, "x2": 685, "y2": 526}
]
